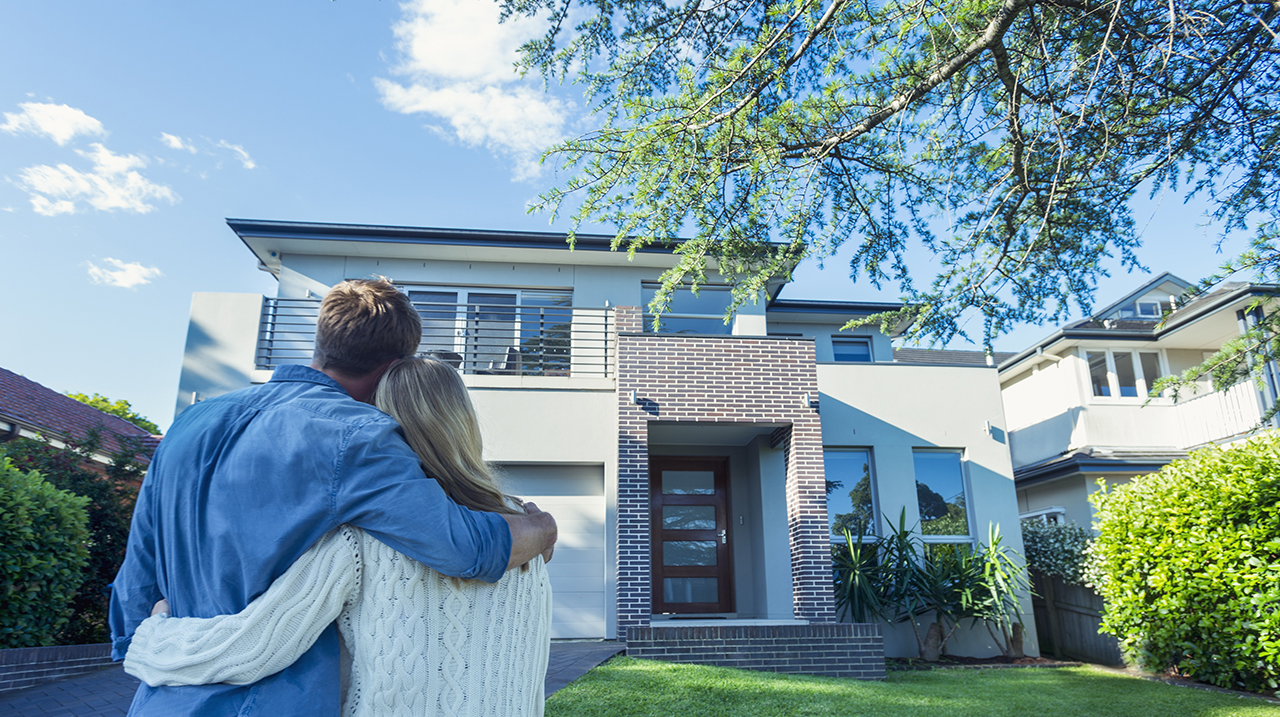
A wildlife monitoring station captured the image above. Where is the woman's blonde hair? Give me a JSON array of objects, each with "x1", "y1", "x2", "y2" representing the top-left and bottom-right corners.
[{"x1": 374, "y1": 358, "x2": 520, "y2": 515}]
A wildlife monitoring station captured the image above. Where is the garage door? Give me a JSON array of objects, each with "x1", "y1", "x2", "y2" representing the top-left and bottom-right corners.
[{"x1": 500, "y1": 464, "x2": 607, "y2": 639}]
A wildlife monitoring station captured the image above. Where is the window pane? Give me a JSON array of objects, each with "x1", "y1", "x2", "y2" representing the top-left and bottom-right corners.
[
  {"x1": 663, "y1": 541, "x2": 718, "y2": 566},
  {"x1": 409, "y1": 291, "x2": 459, "y2": 355},
  {"x1": 661, "y1": 470, "x2": 715, "y2": 495},
  {"x1": 1140, "y1": 352, "x2": 1162, "y2": 395},
  {"x1": 913, "y1": 451, "x2": 969, "y2": 536},
  {"x1": 519, "y1": 291, "x2": 573, "y2": 376},
  {"x1": 645, "y1": 316, "x2": 732, "y2": 335},
  {"x1": 1114, "y1": 352, "x2": 1138, "y2": 397},
  {"x1": 642, "y1": 285, "x2": 731, "y2": 315},
  {"x1": 1087, "y1": 351, "x2": 1111, "y2": 397},
  {"x1": 832, "y1": 338, "x2": 872, "y2": 363},
  {"x1": 663, "y1": 577, "x2": 718, "y2": 603},
  {"x1": 824, "y1": 450, "x2": 874, "y2": 537},
  {"x1": 663, "y1": 506, "x2": 717, "y2": 530}
]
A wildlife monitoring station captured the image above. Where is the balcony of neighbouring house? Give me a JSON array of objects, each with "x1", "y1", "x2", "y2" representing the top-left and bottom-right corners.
[
  {"x1": 1172, "y1": 380, "x2": 1268, "y2": 448},
  {"x1": 255, "y1": 297, "x2": 615, "y2": 379}
]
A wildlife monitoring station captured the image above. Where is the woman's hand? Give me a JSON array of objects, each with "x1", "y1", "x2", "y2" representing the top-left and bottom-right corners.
[{"x1": 151, "y1": 599, "x2": 170, "y2": 617}]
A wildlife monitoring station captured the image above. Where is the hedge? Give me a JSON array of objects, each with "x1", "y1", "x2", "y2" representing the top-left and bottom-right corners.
[
  {"x1": 1089, "y1": 435, "x2": 1280, "y2": 692},
  {"x1": 0, "y1": 458, "x2": 90, "y2": 648}
]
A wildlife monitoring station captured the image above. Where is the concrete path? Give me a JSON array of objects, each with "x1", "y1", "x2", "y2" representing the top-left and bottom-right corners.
[{"x1": 0, "y1": 640, "x2": 625, "y2": 716}]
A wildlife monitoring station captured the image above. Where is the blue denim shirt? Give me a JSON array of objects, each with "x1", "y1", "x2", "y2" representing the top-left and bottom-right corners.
[{"x1": 109, "y1": 365, "x2": 511, "y2": 716}]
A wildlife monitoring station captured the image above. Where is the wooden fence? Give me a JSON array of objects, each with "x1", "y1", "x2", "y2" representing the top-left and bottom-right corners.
[{"x1": 1029, "y1": 571, "x2": 1123, "y2": 666}]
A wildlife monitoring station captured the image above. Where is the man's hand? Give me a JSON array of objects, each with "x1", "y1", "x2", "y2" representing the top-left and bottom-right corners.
[
  {"x1": 502, "y1": 502, "x2": 557, "y2": 571},
  {"x1": 151, "y1": 598, "x2": 170, "y2": 617}
]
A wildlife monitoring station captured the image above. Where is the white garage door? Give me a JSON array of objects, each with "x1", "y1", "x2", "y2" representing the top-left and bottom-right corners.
[{"x1": 500, "y1": 464, "x2": 607, "y2": 639}]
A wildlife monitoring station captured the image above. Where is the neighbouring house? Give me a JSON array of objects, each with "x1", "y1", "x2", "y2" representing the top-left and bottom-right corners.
[
  {"x1": 174, "y1": 219, "x2": 1038, "y2": 674},
  {"x1": 999, "y1": 272, "x2": 1280, "y2": 527},
  {"x1": 0, "y1": 366, "x2": 158, "y2": 473}
]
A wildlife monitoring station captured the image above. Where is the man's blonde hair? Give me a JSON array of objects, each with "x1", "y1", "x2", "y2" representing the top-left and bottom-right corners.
[
  {"x1": 373, "y1": 358, "x2": 520, "y2": 515},
  {"x1": 313, "y1": 279, "x2": 421, "y2": 377}
]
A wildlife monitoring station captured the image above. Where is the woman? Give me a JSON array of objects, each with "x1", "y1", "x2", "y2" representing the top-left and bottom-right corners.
[{"x1": 123, "y1": 358, "x2": 553, "y2": 717}]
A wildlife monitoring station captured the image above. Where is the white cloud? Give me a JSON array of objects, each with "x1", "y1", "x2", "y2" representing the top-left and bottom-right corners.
[
  {"x1": 1, "y1": 102, "x2": 106, "y2": 146},
  {"x1": 85, "y1": 257, "x2": 163, "y2": 289},
  {"x1": 160, "y1": 132, "x2": 198, "y2": 153},
  {"x1": 377, "y1": 0, "x2": 570, "y2": 181},
  {"x1": 15, "y1": 143, "x2": 178, "y2": 216},
  {"x1": 216, "y1": 140, "x2": 256, "y2": 169}
]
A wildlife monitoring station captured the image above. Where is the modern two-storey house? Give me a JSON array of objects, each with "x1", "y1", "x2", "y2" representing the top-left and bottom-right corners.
[
  {"x1": 174, "y1": 219, "x2": 1037, "y2": 673},
  {"x1": 1000, "y1": 273, "x2": 1279, "y2": 526}
]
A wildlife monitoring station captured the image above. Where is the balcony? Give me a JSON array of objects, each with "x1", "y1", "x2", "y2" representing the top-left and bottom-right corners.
[
  {"x1": 1173, "y1": 380, "x2": 1266, "y2": 448},
  {"x1": 256, "y1": 297, "x2": 614, "y2": 378}
]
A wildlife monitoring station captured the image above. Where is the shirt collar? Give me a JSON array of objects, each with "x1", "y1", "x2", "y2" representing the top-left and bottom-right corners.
[{"x1": 269, "y1": 364, "x2": 348, "y2": 394}]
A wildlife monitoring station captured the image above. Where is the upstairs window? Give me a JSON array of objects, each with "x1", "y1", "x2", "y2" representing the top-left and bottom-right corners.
[
  {"x1": 641, "y1": 283, "x2": 732, "y2": 335},
  {"x1": 1085, "y1": 348, "x2": 1165, "y2": 399},
  {"x1": 832, "y1": 337, "x2": 873, "y2": 362}
]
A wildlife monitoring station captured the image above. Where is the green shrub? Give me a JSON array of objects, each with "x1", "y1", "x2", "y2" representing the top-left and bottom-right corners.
[
  {"x1": 1089, "y1": 435, "x2": 1280, "y2": 692},
  {"x1": 0, "y1": 430, "x2": 146, "y2": 643},
  {"x1": 1020, "y1": 520, "x2": 1092, "y2": 584},
  {"x1": 0, "y1": 458, "x2": 90, "y2": 648}
]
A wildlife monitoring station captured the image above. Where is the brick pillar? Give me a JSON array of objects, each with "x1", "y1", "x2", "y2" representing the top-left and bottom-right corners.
[
  {"x1": 615, "y1": 306, "x2": 651, "y2": 639},
  {"x1": 776, "y1": 425, "x2": 838, "y2": 622}
]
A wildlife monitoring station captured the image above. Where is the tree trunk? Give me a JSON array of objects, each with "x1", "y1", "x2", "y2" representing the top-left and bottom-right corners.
[{"x1": 922, "y1": 621, "x2": 943, "y2": 661}]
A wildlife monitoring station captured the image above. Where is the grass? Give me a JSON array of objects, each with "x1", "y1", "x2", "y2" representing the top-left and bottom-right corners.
[{"x1": 545, "y1": 657, "x2": 1280, "y2": 717}]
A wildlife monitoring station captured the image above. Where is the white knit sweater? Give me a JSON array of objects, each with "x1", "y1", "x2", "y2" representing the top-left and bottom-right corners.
[{"x1": 124, "y1": 526, "x2": 552, "y2": 717}]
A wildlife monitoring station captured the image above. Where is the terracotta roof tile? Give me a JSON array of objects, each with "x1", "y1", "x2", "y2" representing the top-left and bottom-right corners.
[{"x1": 0, "y1": 366, "x2": 158, "y2": 463}]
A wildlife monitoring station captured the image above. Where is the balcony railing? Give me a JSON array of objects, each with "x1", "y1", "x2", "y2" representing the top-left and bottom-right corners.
[
  {"x1": 1173, "y1": 380, "x2": 1265, "y2": 447},
  {"x1": 256, "y1": 297, "x2": 613, "y2": 378}
]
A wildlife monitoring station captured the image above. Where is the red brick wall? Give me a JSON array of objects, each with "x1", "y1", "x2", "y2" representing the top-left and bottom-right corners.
[{"x1": 614, "y1": 306, "x2": 836, "y2": 639}]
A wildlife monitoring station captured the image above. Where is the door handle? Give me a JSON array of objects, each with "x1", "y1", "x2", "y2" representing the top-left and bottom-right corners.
[{"x1": 719, "y1": 529, "x2": 727, "y2": 544}]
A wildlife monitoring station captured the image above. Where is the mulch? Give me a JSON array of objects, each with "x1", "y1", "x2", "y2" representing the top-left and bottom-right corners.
[{"x1": 887, "y1": 654, "x2": 1080, "y2": 671}]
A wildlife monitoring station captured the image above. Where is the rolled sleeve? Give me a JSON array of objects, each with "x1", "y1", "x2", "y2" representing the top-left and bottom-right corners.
[{"x1": 334, "y1": 419, "x2": 511, "y2": 583}]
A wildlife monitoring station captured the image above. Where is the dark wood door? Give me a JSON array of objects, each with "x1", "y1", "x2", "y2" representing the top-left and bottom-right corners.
[{"x1": 650, "y1": 457, "x2": 734, "y2": 614}]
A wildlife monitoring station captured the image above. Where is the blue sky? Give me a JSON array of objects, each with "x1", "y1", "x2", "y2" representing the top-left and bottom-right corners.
[{"x1": 0, "y1": 1, "x2": 1251, "y2": 432}]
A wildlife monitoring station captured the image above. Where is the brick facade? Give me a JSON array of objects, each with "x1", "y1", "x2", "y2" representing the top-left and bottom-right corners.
[
  {"x1": 0, "y1": 643, "x2": 113, "y2": 693},
  {"x1": 626, "y1": 624, "x2": 885, "y2": 679},
  {"x1": 614, "y1": 306, "x2": 836, "y2": 639}
]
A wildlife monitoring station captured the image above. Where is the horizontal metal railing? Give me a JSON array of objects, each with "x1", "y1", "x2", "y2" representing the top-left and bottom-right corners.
[{"x1": 256, "y1": 297, "x2": 613, "y2": 378}]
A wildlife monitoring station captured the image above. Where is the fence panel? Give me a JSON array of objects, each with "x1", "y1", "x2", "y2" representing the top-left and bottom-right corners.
[{"x1": 1030, "y1": 571, "x2": 1123, "y2": 665}]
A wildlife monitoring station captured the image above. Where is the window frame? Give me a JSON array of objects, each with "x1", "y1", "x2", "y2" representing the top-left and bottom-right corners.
[
  {"x1": 830, "y1": 336, "x2": 874, "y2": 363},
  {"x1": 911, "y1": 448, "x2": 974, "y2": 545},
  {"x1": 1080, "y1": 347, "x2": 1169, "y2": 401},
  {"x1": 822, "y1": 447, "x2": 878, "y2": 541}
]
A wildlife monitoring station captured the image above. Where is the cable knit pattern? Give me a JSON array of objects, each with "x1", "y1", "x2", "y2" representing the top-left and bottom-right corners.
[{"x1": 124, "y1": 526, "x2": 552, "y2": 717}]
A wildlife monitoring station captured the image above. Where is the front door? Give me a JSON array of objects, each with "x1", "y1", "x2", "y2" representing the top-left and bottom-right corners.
[{"x1": 650, "y1": 457, "x2": 734, "y2": 614}]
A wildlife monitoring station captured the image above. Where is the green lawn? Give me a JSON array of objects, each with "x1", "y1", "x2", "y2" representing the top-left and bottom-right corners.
[{"x1": 546, "y1": 657, "x2": 1280, "y2": 717}]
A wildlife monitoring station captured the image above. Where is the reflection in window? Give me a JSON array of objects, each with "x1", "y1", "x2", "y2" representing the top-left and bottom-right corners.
[
  {"x1": 913, "y1": 451, "x2": 969, "y2": 537},
  {"x1": 641, "y1": 283, "x2": 732, "y2": 335},
  {"x1": 832, "y1": 337, "x2": 873, "y2": 363},
  {"x1": 1114, "y1": 351, "x2": 1138, "y2": 397},
  {"x1": 824, "y1": 449, "x2": 875, "y2": 537},
  {"x1": 1088, "y1": 351, "x2": 1111, "y2": 397}
]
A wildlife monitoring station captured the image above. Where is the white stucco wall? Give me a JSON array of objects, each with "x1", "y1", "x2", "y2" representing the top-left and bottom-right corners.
[
  {"x1": 818, "y1": 362, "x2": 1039, "y2": 658},
  {"x1": 174, "y1": 293, "x2": 268, "y2": 420}
]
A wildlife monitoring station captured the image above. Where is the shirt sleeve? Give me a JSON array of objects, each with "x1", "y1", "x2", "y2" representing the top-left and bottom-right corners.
[
  {"x1": 334, "y1": 419, "x2": 511, "y2": 583},
  {"x1": 122, "y1": 527, "x2": 362, "y2": 687},
  {"x1": 108, "y1": 476, "x2": 164, "y2": 661}
]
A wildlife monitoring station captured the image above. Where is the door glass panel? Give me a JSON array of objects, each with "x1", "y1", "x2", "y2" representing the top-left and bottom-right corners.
[
  {"x1": 662, "y1": 470, "x2": 715, "y2": 495},
  {"x1": 663, "y1": 540, "x2": 717, "y2": 566},
  {"x1": 409, "y1": 291, "x2": 459, "y2": 357},
  {"x1": 1114, "y1": 352, "x2": 1138, "y2": 397},
  {"x1": 466, "y1": 293, "x2": 518, "y2": 372},
  {"x1": 1087, "y1": 351, "x2": 1111, "y2": 397},
  {"x1": 663, "y1": 577, "x2": 719, "y2": 603},
  {"x1": 663, "y1": 505, "x2": 716, "y2": 530}
]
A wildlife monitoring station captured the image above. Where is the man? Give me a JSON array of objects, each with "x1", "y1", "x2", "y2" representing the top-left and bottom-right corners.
[{"x1": 109, "y1": 279, "x2": 557, "y2": 715}]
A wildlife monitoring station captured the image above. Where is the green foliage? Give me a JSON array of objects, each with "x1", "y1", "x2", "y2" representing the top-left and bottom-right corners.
[
  {"x1": 65, "y1": 392, "x2": 160, "y2": 434},
  {"x1": 1021, "y1": 519, "x2": 1092, "y2": 584},
  {"x1": 0, "y1": 458, "x2": 90, "y2": 648},
  {"x1": 1089, "y1": 436, "x2": 1280, "y2": 692},
  {"x1": 833, "y1": 510, "x2": 1028, "y2": 659},
  {"x1": 0, "y1": 429, "x2": 149, "y2": 644},
  {"x1": 505, "y1": 0, "x2": 1278, "y2": 351}
]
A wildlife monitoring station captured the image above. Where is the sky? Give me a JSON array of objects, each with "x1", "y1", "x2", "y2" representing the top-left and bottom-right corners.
[{"x1": 0, "y1": 0, "x2": 1254, "y2": 433}]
